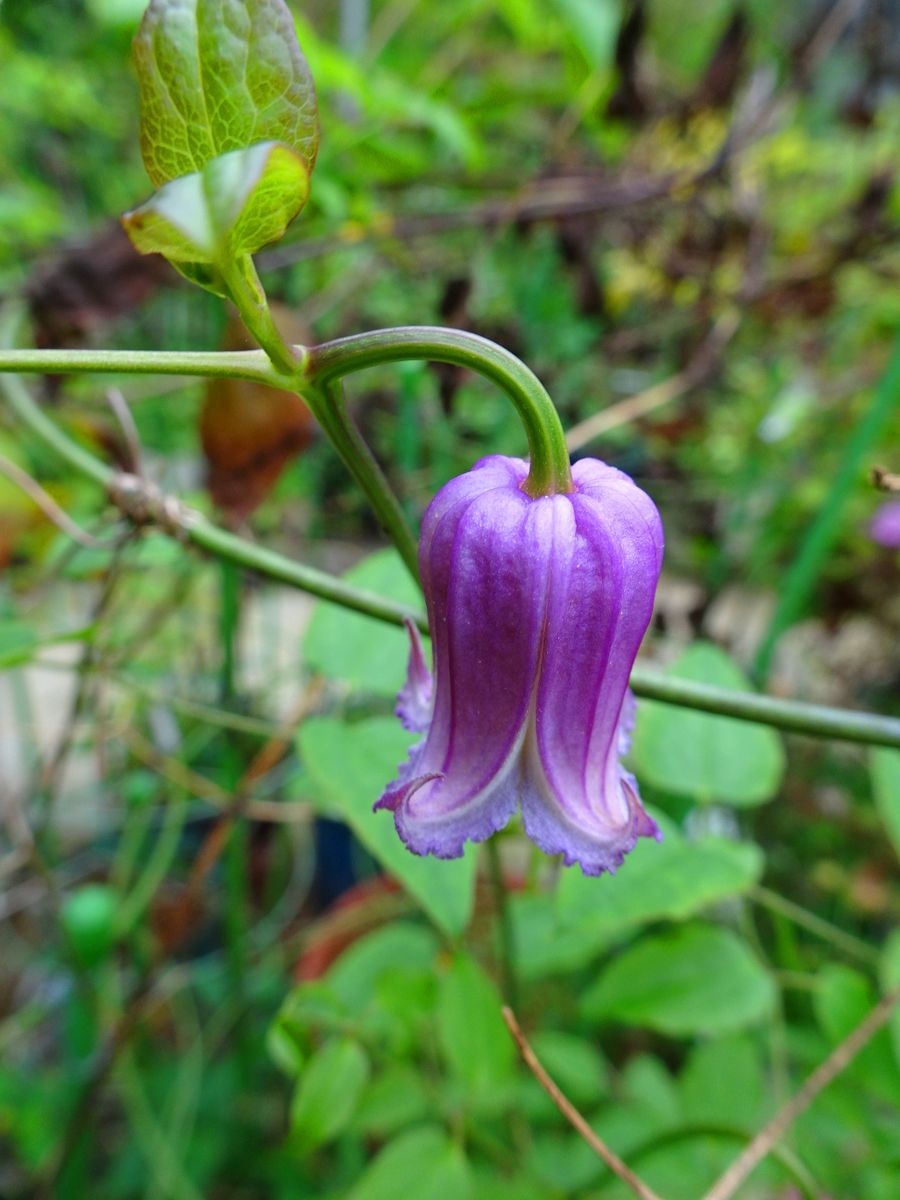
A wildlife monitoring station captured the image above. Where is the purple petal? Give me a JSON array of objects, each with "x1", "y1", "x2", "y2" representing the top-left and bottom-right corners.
[
  {"x1": 520, "y1": 462, "x2": 663, "y2": 875},
  {"x1": 395, "y1": 618, "x2": 433, "y2": 733},
  {"x1": 869, "y1": 500, "x2": 900, "y2": 549},
  {"x1": 377, "y1": 458, "x2": 548, "y2": 859}
]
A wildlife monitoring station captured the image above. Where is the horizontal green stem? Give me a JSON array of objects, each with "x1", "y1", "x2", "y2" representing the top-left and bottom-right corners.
[
  {"x1": 307, "y1": 326, "x2": 573, "y2": 497},
  {"x1": 0, "y1": 347, "x2": 284, "y2": 385},
  {"x1": 628, "y1": 664, "x2": 900, "y2": 749},
  {"x1": 4, "y1": 370, "x2": 900, "y2": 750}
]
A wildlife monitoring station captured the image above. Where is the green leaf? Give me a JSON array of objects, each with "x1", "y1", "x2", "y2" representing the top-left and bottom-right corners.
[
  {"x1": 680, "y1": 1036, "x2": 767, "y2": 1129},
  {"x1": 632, "y1": 642, "x2": 786, "y2": 806},
  {"x1": 325, "y1": 923, "x2": 439, "y2": 1011},
  {"x1": 513, "y1": 815, "x2": 763, "y2": 981},
  {"x1": 581, "y1": 923, "x2": 776, "y2": 1035},
  {"x1": 87, "y1": 0, "x2": 147, "y2": 28},
  {"x1": 878, "y1": 929, "x2": 900, "y2": 1069},
  {"x1": 123, "y1": 140, "x2": 310, "y2": 263},
  {"x1": 289, "y1": 1037, "x2": 370, "y2": 1152},
  {"x1": 436, "y1": 954, "x2": 515, "y2": 1106},
  {"x1": 620, "y1": 1053, "x2": 680, "y2": 1123},
  {"x1": 0, "y1": 620, "x2": 38, "y2": 670},
  {"x1": 527, "y1": 1031, "x2": 608, "y2": 1105},
  {"x1": 271, "y1": 980, "x2": 350, "y2": 1069},
  {"x1": 0, "y1": 620, "x2": 96, "y2": 671},
  {"x1": 550, "y1": 0, "x2": 620, "y2": 69},
  {"x1": 298, "y1": 717, "x2": 476, "y2": 937},
  {"x1": 815, "y1": 964, "x2": 900, "y2": 1103},
  {"x1": 871, "y1": 748, "x2": 900, "y2": 861},
  {"x1": 303, "y1": 549, "x2": 427, "y2": 695},
  {"x1": 133, "y1": 0, "x2": 318, "y2": 187},
  {"x1": 347, "y1": 1126, "x2": 472, "y2": 1200},
  {"x1": 526, "y1": 1130, "x2": 606, "y2": 1192},
  {"x1": 556, "y1": 813, "x2": 764, "y2": 926},
  {"x1": 352, "y1": 1066, "x2": 433, "y2": 1139}
]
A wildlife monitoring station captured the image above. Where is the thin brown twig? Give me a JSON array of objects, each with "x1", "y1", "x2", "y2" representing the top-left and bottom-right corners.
[
  {"x1": 799, "y1": 0, "x2": 869, "y2": 75},
  {"x1": 702, "y1": 986, "x2": 900, "y2": 1200},
  {"x1": 0, "y1": 451, "x2": 107, "y2": 547},
  {"x1": 105, "y1": 387, "x2": 145, "y2": 476},
  {"x1": 565, "y1": 312, "x2": 740, "y2": 452},
  {"x1": 501, "y1": 1007, "x2": 665, "y2": 1200},
  {"x1": 122, "y1": 727, "x2": 311, "y2": 826}
]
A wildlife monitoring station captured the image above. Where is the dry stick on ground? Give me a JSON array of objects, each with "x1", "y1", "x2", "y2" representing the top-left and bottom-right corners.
[
  {"x1": 502, "y1": 1007, "x2": 665, "y2": 1200},
  {"x1": 702, "y1": 986, "x2": 900, "y2": 1200}
]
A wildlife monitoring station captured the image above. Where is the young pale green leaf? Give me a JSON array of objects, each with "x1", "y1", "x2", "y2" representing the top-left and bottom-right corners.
[
  {"x1": 122, "y1": 141, "x2": 309, "y2": 264},
  {"x1": 289, "y1": 1037, "x2": 370, "y2": 1152},
  {"x1": 632, "y1": 642, "x2": 786, "y2": 806},
  {"x1": 580, "y1": 923, "x2": 776, "y2": 1035},
  {"x1": 134, "y1": 0, "x2": 318, "y2": 187}
]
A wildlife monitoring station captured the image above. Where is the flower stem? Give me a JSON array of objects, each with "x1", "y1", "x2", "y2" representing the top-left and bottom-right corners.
[{"x1": 306, "y1": 326, "x2": 573, "y2": 497}]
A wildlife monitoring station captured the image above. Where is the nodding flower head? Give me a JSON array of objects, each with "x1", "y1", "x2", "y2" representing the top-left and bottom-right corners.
[{"x1": 375, "y1": 455, "x2": 664, "y2": 876}]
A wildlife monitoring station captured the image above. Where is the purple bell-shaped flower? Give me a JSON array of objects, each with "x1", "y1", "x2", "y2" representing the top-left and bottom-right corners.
[{"x1": 376, "y1": 455, "x2": 664, "y2": 876}]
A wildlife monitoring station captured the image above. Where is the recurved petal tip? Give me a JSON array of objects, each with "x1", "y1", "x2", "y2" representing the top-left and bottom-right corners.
[{"x1": 395, "y1": 618, "x2": 434, "y2": 733}]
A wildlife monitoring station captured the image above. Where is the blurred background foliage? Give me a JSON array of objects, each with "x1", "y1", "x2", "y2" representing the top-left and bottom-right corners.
[{"x1": 0, "y1": 0, "x2": 899, "y2": 1197}]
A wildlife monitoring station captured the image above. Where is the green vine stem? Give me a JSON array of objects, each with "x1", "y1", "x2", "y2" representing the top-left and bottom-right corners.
[
  {"x1": 4, "y1": 369, "x2": 900, "y2": 752},
  {"x1": 306, "y1": 326, "x2": 574, "y2": 497},
  {"x1": 0, "y1": 346, "x2": 284, "y2": 385}
]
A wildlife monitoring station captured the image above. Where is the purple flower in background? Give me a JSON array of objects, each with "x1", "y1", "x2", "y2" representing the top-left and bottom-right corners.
[
  {"x1": 869, "y1": 500, "x2": 900, "y2": 549},
  {"x1": 375, "y1": 455, "x2": 664, "y2": 876}
]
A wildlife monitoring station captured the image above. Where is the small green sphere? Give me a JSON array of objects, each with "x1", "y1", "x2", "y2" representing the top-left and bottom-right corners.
[{"x1": 60, "y1": 885, "x2": 119, "y2": 969}]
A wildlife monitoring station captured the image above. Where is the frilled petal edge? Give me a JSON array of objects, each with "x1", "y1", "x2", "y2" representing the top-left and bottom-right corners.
[
  {"x1": 520, "y1": 741, "x2": 661, "y2": 877},
  {"x1": 374, "y1": 729, "x2": 522, "y2": 859}
]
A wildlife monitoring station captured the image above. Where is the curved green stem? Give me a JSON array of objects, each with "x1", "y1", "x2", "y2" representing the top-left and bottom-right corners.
[
  {"x1": 306, "y1": 326, "x2": 573, "y2": 497},
  {"x1": 4, "y1": 369, "x2": 900, "y2": 751}
]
